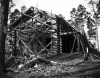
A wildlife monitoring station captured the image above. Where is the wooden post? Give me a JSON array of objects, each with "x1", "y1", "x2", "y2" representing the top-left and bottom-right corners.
[
  {"x1": 57, "y1": 16, "x2": 61, "y2": 54},
  {"x1": 14, "y1": 30, "x2": 17, "y2": 56},
  {"x1": 77, "y1": 33, "x2": 80, "y2": 52}
]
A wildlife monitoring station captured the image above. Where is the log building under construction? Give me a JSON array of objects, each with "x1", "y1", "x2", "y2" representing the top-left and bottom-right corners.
[{"x1": 9, "y1": 6, "x2": 96, "y2": 57}]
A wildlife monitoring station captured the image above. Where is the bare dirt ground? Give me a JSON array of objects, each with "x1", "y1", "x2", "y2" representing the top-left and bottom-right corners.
[{"x1": 6, "y1": 53, "x2": 100, "y2": 78}]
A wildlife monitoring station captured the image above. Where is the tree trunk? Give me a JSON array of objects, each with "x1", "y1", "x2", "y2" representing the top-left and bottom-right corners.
[{"x1": 0, "y1": 0, "x2": 9, "y2": 73}]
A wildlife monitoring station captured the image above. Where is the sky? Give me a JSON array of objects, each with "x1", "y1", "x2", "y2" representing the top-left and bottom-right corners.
[{"x1": 12, "y1": 0, "x2": 90, "y2": 20}]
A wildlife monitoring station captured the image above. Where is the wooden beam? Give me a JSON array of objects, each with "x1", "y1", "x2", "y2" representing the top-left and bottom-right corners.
[{"x1": 13, "y1": 30, "x2": 17, "y2": 56}]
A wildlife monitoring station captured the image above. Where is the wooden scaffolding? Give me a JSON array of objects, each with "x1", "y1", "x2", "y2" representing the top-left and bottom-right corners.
[
  {"x1": 8, "y1": 6, "x2": 97, "y2": 59},
  {"x1": 9, "y1": 7, "x2": 62, "y2": 57}
]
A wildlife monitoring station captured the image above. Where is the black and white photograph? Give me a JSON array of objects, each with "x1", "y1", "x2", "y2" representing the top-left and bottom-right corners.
[{"x1": 0, "y1": 0, "x2": 100, "y2": 78}]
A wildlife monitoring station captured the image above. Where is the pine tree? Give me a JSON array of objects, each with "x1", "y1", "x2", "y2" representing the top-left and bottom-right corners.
[{"x1": 0, "y1": 0, "x2": 9, "y2": 73}]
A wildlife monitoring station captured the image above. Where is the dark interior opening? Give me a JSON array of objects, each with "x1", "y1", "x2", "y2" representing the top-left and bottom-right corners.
[
  {"x1": 46, "y1": 38, "x2": 51, "y2": 49},
  {"x1": 61, "y1": 34, "x2": 82, "y2": 53}
]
